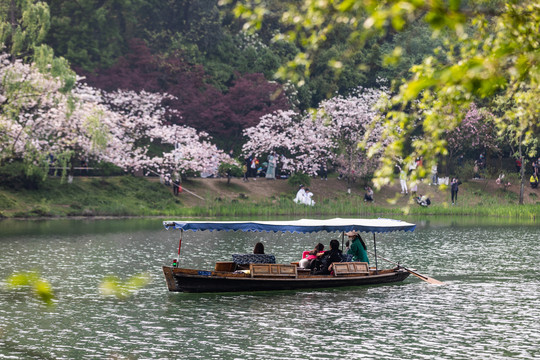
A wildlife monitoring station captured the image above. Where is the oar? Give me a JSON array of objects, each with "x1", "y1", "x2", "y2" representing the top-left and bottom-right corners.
[{"x1": 368, "y1": 251, "x2": 444, "y2": 285}]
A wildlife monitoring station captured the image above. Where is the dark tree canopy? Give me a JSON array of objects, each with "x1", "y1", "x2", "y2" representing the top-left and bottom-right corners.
[{"x1": 82, "y1": 40, "x2": 290, "y2": 150}]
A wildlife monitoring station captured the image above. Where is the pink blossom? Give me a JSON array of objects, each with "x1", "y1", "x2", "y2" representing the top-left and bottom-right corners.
[{"x1": 0, "y1": 52, "x2": 229, "y2": 178}]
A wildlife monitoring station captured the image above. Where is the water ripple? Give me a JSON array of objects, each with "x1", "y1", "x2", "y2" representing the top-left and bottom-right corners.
[{"x1": 0, "y1": 220, "x2": 538, "y2": 359}]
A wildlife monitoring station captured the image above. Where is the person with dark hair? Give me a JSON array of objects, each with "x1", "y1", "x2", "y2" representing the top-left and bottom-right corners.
[
  {"x1": 312, "y1": 239, "x2": 343, "y2": 275},
  {"x1": 319, "y1": 162, "x2": 328, "y2": 180},
  {"x1": 299, "y1": 243, "x2": 325, "y2": 268},
  {"x1": 451, "y1": 178, "x2": 462, "y2": 205},
  {"x1": 457, "y1": 154, "x2": 464, "y2": 167},
  {"x1": 244, "y1": 155, "x2": 253, "y2": 181},
  {"x1": 253, "y1": 242, "x2": 265, "y2": 254},
  {"x1": 364, "y1": 186, "x2": 374, "y2": 202},
  {"x1": 293, "y1": 184, "x2": 315, "y2": 205},
  {"x1": 534, "y1": 158, "x2": 540, "y2": 177},
  {"x1": 346, "y1": 231, "x2": 370, "y2": 264},
  {"x1": 415, "y1": 195, "x2": 431, "y2": 207}
]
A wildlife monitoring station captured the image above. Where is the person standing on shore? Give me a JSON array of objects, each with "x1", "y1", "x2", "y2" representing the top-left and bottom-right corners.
[
  {"x1": 431, "y1": 164, "x2": 438, "y2": 185},
  {"x1": 398, "y1": 165, "x2": 408, "y2": 194},
  {"x1": 266, "y1": 152, "x2": 277, "y2": 179},
  {"x1": 451, "y1": 178, "x2": 462, "y2": 205},
  {"x1": 244, "y1": 155, "x2": 252, "y2": 181}
]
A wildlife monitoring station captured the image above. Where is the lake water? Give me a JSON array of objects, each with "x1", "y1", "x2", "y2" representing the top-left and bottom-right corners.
[{"x1": 0, "y1": 217, "x2": 538, "y2": 359}]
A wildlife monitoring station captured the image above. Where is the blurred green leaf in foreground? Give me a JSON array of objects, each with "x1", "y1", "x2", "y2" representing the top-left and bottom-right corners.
[
  {"x1": 6, "y1": 271, "x2": 55, "y2": 306},
  {"x1": 99, "y1": 273, "x2": 151, "y2": 299}
]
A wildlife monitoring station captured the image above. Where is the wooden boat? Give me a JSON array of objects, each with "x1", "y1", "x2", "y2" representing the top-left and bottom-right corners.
[{"x1": 162, "y1": 218, "x2": 419, "y2": 293}]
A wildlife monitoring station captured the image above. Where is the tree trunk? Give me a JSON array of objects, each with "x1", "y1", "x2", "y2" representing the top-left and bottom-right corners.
[
  {"x1": 9, "y1": 0, "x2": 17, "y2": 61},
  {"x1": 347, "y1": 150, "x2": 352, "y2": 193}
]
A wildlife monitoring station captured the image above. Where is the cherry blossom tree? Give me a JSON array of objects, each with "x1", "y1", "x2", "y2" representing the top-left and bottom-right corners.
[
  {"x1": 242, "y1": 87, "x2": 387, "y2": 182},
  {"x1": 242, "y1": 109, "x2": 333, "y2": 175},
  {"x1": 90, "y1": 87, "x2": 228, "y2": 178},
  {"x1": 0, "y1": 52, "x2": 108, "y2": 172},
  {"x1": 0, "y1": 52, "x2": 228, "y2": 182},
  {"x1": 313, "y1": 87, "x2": 387, "y2": 185},
  {"x1": 445, "y1": 103, "x2": 499, "y2": 162}
]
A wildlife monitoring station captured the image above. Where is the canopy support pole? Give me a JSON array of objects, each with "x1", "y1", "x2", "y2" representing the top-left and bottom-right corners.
[
  {"x1": 373, "y1": 233, "x2": 378, "y2": 274},
  {"x1": 178, "y1": 229, "x2": 183, "y2": 257}
]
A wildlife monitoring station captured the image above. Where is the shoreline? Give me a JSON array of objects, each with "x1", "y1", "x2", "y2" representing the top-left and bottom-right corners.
[{"x1": 1, "y1": 175, "x2": 539, "y2": 220}]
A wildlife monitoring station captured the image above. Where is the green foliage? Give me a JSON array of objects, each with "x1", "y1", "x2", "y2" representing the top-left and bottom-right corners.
[
  {"x1": 379, "y1": 22, "x2": 445, "y2": 83},
  {"x1": 32, "y1": 44, "x2": 76, "y2": 92},
  {"x1": 29, "y1": 199, "x2": 52, "y2": 217},
  {"x1": 0, "y1": 0, "x2": 448, "y2": 113},
  {"x1": 6, "y1": 271, "x2": 55, "y2": 306},
  {"x1": 288, "y1": 172, "x2": 311, "y2": 189},
  {"x1": 0, "y1": 161, "x2": 47, "y2": 190},
  {"x1": 97, "y1": 162, "x2": 124, "y2": 177},
  {"x1": 0, "y1": 192, "x2": 16, "y2": 209},
  {"x1": 36, "y1": 0, "x2": 432, "y2": 110},
  {"x1": 373, "y1": 1, "x2": 540, "y2": 193},
  {"x1": 0, "y1": 174, "x2": 184, "y2": 217},
  {"x1": 0, "y1": 0, "x2": 50, "y2": 58},
  {"x1": 218, "y1": 161, "x2": 243, "y2": 178},
  {"x1": 99, "y1": 272, "x2": 151, "y2": 299},
  {"x1": 0, "y1": 0, "x2": 75, "y2": 89},
  {"x1": 47, "y1": 0, "x2": 143, "y2": 70},
  {"x1": 453, "y1": 161, "x2": 475, "y2": 181},
  {"x1": 233, "y1": 0, "x2": 539, "y2": 197}
]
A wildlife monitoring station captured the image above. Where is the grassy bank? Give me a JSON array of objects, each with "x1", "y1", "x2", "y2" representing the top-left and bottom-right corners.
[
  {"x1": 1, "y1": 175, "x2": 539, "y2": 219},
  {"x1": 0, "y1": 176, "x2": 180, "y2": 218}
]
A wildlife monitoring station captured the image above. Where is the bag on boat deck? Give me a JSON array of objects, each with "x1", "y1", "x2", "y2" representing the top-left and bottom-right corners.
[
  {"x1": 341, "y1": 253, "x2": 353, "y2": 262},
  {"x1": 308, "y1": 258, "x2": 323, "y2": 273}
]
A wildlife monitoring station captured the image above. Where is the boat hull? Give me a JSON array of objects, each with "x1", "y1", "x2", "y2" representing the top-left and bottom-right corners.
[{"x1": 163, "y1": 266, "x2": 410, "y2": 293}]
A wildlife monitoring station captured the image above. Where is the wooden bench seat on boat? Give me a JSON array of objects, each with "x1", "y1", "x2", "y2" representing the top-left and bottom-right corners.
[
  {"x1": 249, "y1": 264, "x2": 297, "y2": 278},
  {"x1": 332, "y1": 262, "x2": 370, "y2": 276},
  {"x1": 214, "y1": 261, "x2": 236, "y2": 272}
]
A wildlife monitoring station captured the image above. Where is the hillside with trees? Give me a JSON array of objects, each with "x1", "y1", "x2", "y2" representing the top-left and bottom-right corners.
[{"x1": 0, "y1": 0, "x2": 538, "y2": 208}]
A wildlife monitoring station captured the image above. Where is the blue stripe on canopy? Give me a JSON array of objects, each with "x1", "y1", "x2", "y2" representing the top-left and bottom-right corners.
[{"x1": 163, "y1": 218, "x2": 415, "y2": 234}]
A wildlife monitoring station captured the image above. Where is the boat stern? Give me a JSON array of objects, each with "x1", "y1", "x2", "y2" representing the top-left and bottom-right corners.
[{"x1": 162, "y1": 266, "x2": 180, "y2": 291}]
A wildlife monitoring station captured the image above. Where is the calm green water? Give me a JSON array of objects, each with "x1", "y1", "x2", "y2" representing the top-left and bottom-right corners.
[{"x1": 0, "y1": 217, "x2": 538, "y2": 359}]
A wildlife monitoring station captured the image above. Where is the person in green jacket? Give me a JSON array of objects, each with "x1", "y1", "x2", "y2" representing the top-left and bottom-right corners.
[{"x1": 345, "y1": 231, "x2": 370, "y2": 264}]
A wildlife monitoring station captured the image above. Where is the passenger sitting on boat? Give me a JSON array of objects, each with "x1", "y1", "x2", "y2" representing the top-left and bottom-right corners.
[
  {"x1": 299, "y1": 243, "x2": 324, "y2": 268},
  {"x1": 346, "y1": 231, "x2": 370, "y2": 264},
  {"x1": 313, "y1": 239, "x2": 343, "y2": 275},
  {"x1": 253, "y1": 242, "x2": 265, "y2": 254}
]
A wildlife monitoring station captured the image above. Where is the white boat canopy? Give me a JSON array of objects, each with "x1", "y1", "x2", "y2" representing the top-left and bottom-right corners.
[{"x1": 163, "y1": 218, "x2": 416, "y2": 234}]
